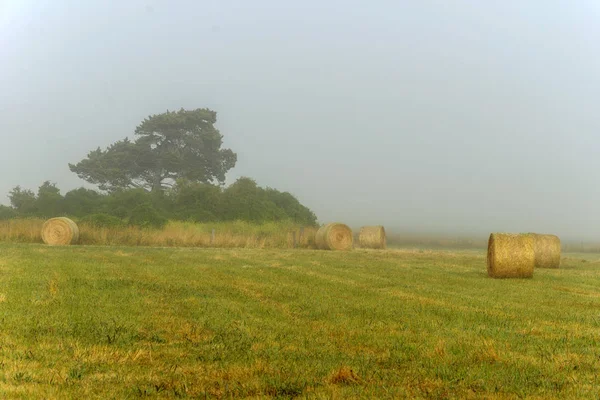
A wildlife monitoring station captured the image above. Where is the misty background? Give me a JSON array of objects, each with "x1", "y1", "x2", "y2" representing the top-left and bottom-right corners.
[{"x1": 1, "y1": 1, "x2": 599, "y2": 240}]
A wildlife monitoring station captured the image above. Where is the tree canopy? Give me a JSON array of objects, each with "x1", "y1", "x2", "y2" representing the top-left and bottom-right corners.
[{"x1": 69, "y1": 108, "x2": 237, "y2": 192}]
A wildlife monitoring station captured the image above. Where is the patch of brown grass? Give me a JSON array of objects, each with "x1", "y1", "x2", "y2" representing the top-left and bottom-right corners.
[
  {"x1": 328, "y1": 366, "x2": 361, "y2": 385},
  {"x1": 47, "y1": 279, "x2": 59, "y2": 298},
  {"x1": 434, "y1": 339, "x2": 447, "y2": 358},
  {"x1": 472, "y1": 339, "x2": 502, "y2": 364}
]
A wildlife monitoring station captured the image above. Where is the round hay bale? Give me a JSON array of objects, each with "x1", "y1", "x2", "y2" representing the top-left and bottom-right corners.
[
  {"x1": 359, "y1": 226, "x2": 386, "y2": 249},
  {"x1": 487, "y1": 233, "x2": 534, "y2": 279},
  {"x1": 315, "y1": 223, "x2": 353, "y2": 251},
  {"x1": 41, "y1": 217, "x2": 79, "y2": 246},
  {"x1": 532, "y1": 233, "x2": 561, "y2": 269}
]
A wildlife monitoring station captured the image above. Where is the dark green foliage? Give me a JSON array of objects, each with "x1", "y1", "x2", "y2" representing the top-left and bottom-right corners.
[
  {"x1": 8, "y1": 186, "x2": 38, "y2": 215},
  {"x1": 63, "y1": 189, "x2": 104, "y2": 218},
  {"x1": 69, "y1": 108, "x2": 237, "y2": 192},
  {"x1": 36, "y1": 181, "x2": 64, "y2": 218},
  {"x1": 170, "y1": 180, "x2": 221, "y2": 222},
  {"x1": 128, "y1": 203, "x2": 168, "y2": 229},
  {"x1": 10, "y1": 107, "x2": 316, "y2": 227},
  {"x1": 221, "y1": 177, "x2": 287, "y2": 222},
  {"x1": 104, "y1": 189, "x2": 154, "y2": 219},
  {"x1": 146, "y1": 189, "x2": 176, "y2": 220},
  {"x1": 265, "y1": 188, "x2": 318, "y2": 226},
  {"x1": 79, "y1": 214, "x2": 125, "y2": 229},
  {"x1": 4, "y1": 177, "x2": 317, "y2": 227},
  {"x1": 165, "y1": 177, "x2": 318, "y2": 226},
  {"x1": 68, "y1": 139, "x2": 152, "y2": 192},
  {"x1": 9, "y1": 182, "x2": 67, "y2": 219},
  {"x1": 0, "y1": 205, "x2": 17, "y2": 220},
  {"x1": 219, "y1": 178, "x2": 318, "y2": 226}
]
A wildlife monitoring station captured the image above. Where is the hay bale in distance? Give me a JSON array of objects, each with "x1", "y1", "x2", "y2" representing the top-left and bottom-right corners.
[
  {"x1": 532, "y1": 233, "x2": 561, "y2": 269},
  {"x1": 41, "y1": 217, "x2": 80, "y2": 246},
  {"x1": 359, "y1": 225, "x2": 386, "y2": 249},
  {"x1": 315, "y1": 223, "x2": 353, "y2": 251},
  {"x1": 487, "y1": 233, "x2": 534, "y2": 278}
]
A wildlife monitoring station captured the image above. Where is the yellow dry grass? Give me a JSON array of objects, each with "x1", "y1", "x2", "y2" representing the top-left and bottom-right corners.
[{"x1": 0, "y1": 219, "x2": 44, "y2": 243}]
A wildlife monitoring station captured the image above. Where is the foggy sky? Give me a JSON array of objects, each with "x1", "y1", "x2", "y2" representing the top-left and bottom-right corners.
[{"x1": 1, "y1": 1, "x2": 600, "y2": 240}]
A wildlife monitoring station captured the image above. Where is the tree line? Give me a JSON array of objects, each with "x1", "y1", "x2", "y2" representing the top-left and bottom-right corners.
[
  {"x1": 0, "y1": 178, "x2": 318, "y2": 228},
  {"x1": 0, "y1": 108, "x2": 318, "y2": 228}
]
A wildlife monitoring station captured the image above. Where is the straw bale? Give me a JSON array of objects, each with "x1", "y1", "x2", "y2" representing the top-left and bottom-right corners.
[
  {"x1": 315, "y1": 223, "x2": 353, "y2": 251},
  {"x1": 532, "y1": 233, "x2": 561, "y2": 268},
  {"x1": 487, "y1": 233, "x2": 534, "y2": 278},
  {"x1": 41, "y1": 217, "x2": 79, "y2": 246},
  {"x1": 359, "y1": 226, "x2": 386, "y2": 249}
]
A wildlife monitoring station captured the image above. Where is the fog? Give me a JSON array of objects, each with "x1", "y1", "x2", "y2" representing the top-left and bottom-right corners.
[{"x1": 1, "y1": 1, "x2": 600, "y2": 240}]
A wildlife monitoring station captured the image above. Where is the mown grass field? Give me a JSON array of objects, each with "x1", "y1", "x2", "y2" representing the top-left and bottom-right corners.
[{"x1": 1, "y1": 244, "x2": 599, "y2": 399}]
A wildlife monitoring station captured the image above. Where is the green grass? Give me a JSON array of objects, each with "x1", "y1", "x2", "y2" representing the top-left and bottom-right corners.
[{"x1": 1, "y1": 244, "x2": 600, "y2": 398}]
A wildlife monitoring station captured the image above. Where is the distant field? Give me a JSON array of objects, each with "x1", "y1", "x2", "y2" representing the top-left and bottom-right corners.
[{"x1": 1, "y1": 244, "x2": 600, "y2": 398}]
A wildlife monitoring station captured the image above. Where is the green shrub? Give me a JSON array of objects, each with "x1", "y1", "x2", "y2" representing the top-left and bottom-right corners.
[
  {"x1": 79, "y1": 213, "x2": 125, "y2": 228},
  {"x1": 189, "y1": 210, "x2": 218, "y2": 223},
  {"x1": 63, "y1": 188, "x2": 103, "y2": 218},
  {"x1": 36, "y1": 181, "x2": 64, "y2": 218},
  {"x1": 6, "y1": 178, "x2": 318, "y2": 227},
  {"x1": 170, "y1": 180, "x2": 221, "y2": 221},
  {"x1": 105, "y1": 189, "x2": 154, "y2": 219},
  {"x1": 0, "y1": 205, "x2": 17, "y2": 220},
  {"x1": 128, "y1": 204, "x2": 168, "y2": 229}
]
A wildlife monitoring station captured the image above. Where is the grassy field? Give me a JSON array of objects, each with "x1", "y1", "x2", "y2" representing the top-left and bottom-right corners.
[{"x1": 1, "y1": 244, "x2": 600, "y2": 399}]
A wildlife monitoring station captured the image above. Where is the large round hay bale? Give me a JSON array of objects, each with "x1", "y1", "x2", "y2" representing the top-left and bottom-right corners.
[
  {"x1": 532, "y1": 233, "x2": 561, "y2": 269},
  {"x1": 315, "y1": 223, "x2": 353, "y2": 251},
  {"x1": 41, "y1": 217, "x2": 80, "y2": 246},
  {"x1": 487, "y1": 233, "x2": 535, "y2": 278},
  {"x1": 359, "y1": 226, "x2": 386, "y2": 249}
]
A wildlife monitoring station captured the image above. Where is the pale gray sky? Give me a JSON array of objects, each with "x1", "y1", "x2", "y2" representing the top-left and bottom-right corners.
[{"x1": 1, "y1": 1, "x2": 600, "y2": 239}]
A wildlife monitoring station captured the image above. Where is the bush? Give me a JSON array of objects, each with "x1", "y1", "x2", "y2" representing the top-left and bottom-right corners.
[
  {"x1": 5, "y1": 178, "x2": 319, "y2": 227},
  {"x1": 170, "y1": 181, "x2": 221, "y2": 221},
  {"x1": 36, "y1": 181, "x2": 64, "y2": 218},
  {"x1": 220, "y1": 177, "x2": 288, "y2": 222},
  {"x1": 128, "y1": 204, "x2": 168, "y2": 229},
  {"x1": 63, "y1": 188, "x2": 103, "y2": 218},
  {"x1": 105, "y1": 189, "x2": 154, "y2": 219},
  {"x1": 264, "y1": 188, "x2": 318, "y2": 226},
  {"x1": 188, "y1": 210, "x2": 218, "y2": 223},
  {"x1": 79, "y1": 213, "x2": 125, "y2": 229},
  {"x1": 8, "y1": 186, "x2": 37, "y2": 215},
  {"x1": 0, "y1": 205, "x2": 17, "y2": 220}
]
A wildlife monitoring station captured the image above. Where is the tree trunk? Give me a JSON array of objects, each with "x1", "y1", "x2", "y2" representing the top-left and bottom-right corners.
[{"x1": 151, "y1": 173, "x2": 163, "y2": 193}]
